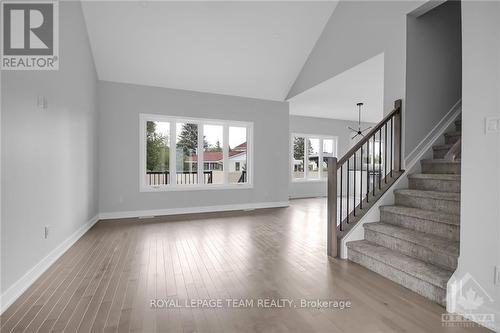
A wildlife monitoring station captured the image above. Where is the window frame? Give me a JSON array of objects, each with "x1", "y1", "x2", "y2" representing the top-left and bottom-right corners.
[
  {"x1": 140, "y1": 114, "x2": 253, "y2": 192},
  {"x1": 290, "y1": 133, "x2": 338, "y2": 182}
]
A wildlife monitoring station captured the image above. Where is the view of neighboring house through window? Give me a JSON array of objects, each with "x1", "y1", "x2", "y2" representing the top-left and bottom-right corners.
[
  {"x1": 202, "y1": 124, "x2": 224, "y2": 184},
  {"x1": 141, "y1": 114, "x2": 252, "y2": 190},
  {"x1": 229, "y1": 126, "x2": 248, "y2": 184},
  {"x1": 291, "y1": 134, "x2": 337, "y2": 181}
]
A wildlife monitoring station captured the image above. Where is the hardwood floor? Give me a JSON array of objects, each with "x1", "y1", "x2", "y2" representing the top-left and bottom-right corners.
[{"x1": 0, "y1": 198, "x2": 490, "y2": 333}]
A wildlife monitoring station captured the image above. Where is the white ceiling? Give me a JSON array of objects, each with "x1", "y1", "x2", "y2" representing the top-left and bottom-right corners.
[
  {"x1": 288, "y1": 53, "x2": 385, "y2": 122},
  {"x1": 81, "y1": 1, "x2": 338, "y2": 101}
]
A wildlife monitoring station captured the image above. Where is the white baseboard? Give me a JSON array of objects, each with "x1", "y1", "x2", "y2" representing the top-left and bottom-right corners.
[
  {"x1": 99, "y1": 201, "x2": 290, "y2": 220},
  {"x1": 0, "y1": 214, "x2": 99, "y2": 314},
  {"x1": 404, "y1": 99, "x2": 462, "y2": 168},
  {"x1": 0, "y1": 201, "x2": 289, "y2": 314},
  {"x1": 289, "y1": 194, "x2": 327, "y2": 199}
]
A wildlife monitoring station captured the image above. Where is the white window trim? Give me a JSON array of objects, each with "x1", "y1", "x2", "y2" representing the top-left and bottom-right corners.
[
  {"x1": 290, "y1": 133, "x2": 338, "y2": 183},
  {"x1": 139, "y1": 114, "x2": 253, "y2": 192}
]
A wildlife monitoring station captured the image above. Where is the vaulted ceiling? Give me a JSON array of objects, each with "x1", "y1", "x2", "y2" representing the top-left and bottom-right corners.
[
  {"x1": 289, "y1": 53, "x2": 384, "y2": 122},
  {"x1": 82, "y1": 1, "x2": 338, "y2": 101}
]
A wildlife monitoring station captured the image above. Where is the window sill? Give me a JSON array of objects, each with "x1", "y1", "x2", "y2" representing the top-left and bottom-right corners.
[
  {"x1": 291, "y1": 178, "x2": 327, "y2": 183},
  {"x1": 140, "y1": 183, "x2": 253, "y2": 192}
]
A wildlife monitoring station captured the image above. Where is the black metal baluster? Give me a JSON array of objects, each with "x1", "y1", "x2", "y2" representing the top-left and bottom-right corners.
[
  {"x1": 372, "y1": 136, "x2": 376, "y2": 196},
  {"x1": 390, "y1": 117, "x2": 393, "y2": 178},
  {"x1": 353, "y1": 152, "x2": 356, "y2": 217},
  {"x1": 340, "y1": 166, "x2": 343, "y2": 231},
  {"x1": 384, "y1": 123, "x2": 387, "y2": 183},
  {"x1": 347, "y1": 158, "x2": 350, "y2": 224},
  {"x1": 366, "y1": 139, "x2": 369, "y2": 203},
  {"x1": 379, "y1": 130, "x2": 382, "y2": 190},
  {"x1": 360, "y1": 144, "x2": 363, "y2": 210}
]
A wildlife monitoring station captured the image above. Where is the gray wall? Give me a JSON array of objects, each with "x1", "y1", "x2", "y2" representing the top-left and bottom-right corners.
[
  {"x1": 405, "y1": 1, "x2": 462, "y2": 157},
  {"x1": 1, "y1": 2, "x2": 98, "y2": 295},
  {"x1": 98, "y1": 81, "x2": 289, "y2": 214},
  {"x1": 287, "y1": 1, "x2": 422, "y2": 113},
  {"x1": 289, "y1": 115, "x2": 374, "y2": 198},
  {"x1": 454, "y1": 1, "x2": 500, "y2": 325}
]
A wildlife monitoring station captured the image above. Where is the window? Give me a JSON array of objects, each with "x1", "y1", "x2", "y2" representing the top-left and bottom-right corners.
[
  {"x1": 145, "y1": 120, "x2": 170, "y2": 186},
  {"x1": 291, "y1": 134, "x2": 337, "y2": 181},
  {"x1": 176, "y1": 122, "x2": 199, "y2": 184},
  {"x1": 292, "y1": 136, "x2": 305, "y2": 179},
  {"x1": 308, "y1": 138, "x2": 320, "y2": 179},
  {"x1": 140, "y1": 114, "x2": 252, "y2": 191},
  {"x1": 322, "y1": 139, "x2": 335, "y2": 179},
  {"x1": 203, "y1": 124, "x2": 224, "y2": 184},
  {"x1": 229, "y1": 126, "x2": 248, "y2": 184}
]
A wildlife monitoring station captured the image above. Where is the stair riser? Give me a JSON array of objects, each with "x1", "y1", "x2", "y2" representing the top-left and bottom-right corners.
[
  {"x1": 445, "y1": 134, "x2": 461, "y2": 145},
  {"x1": 409, "y1": 178, "x2": 460, "y2": 193},
  {"x1": 364, "y1": 229, "x2": 457, "y2": 271},
  {"x1": 421, "y1": 162, "x2": 461, "y2": 174},
  {"x1": 433, "y1": 148, "x2": 448, "y2": 159},
  {"x1": 395, "y1": 193, "x2": 460, "y2": 215},
  {"x1": 347, "y1": 249, "x2": 446, "y2": 306},
  {"x1": 380, "y1": 210, "x2": 459, "y2": 241}
]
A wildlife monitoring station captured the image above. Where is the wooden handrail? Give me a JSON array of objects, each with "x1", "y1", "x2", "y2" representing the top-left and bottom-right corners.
[
  {"x1": 327, "y1": 99, "x2": 403, "y2": 258},
  {"x1": 337, "y1": 99, "x2": 402, "y2": 166}
]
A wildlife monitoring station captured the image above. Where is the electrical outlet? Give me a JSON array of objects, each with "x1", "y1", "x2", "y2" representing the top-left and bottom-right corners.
[{"x1": 44, "y1": 226, "x2": 49, "y2": 239}]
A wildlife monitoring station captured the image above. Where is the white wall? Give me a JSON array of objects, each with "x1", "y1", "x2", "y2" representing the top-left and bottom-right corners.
[
  {"x1": 289, "y1": 115, "x2": 374, "y2": 198},
  {"x1": 448, "y1": 2, "x2": 500, "y2": 330},
  {"x1": 98, "y1": 81, "x2": 289, "y2": 217},
  {"x1": 405, "y1": 1, "x2": 462, "y2": 158},
  {"x1": 287, "y1": 1, "x2": 422, "y2": 114},
  {"x1": 1, "y1": 1, "x2": 98, "y2": 307}
]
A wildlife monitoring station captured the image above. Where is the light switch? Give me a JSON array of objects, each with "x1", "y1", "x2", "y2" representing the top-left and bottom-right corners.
[
  {"x1": 37, "y1": 95, "x2": 48, "y2": 110},
  {"x1": 485, "y1": 117, "x2": 500, "y2": 133}
]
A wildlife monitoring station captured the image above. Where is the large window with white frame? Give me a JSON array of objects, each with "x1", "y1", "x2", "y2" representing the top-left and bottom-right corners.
[
  {"x1": 140, "y1": 114, "x2": 252, "y2": 191},
  {"x1": 291, "y1": 134, "x2": 338, "y2": 181}
]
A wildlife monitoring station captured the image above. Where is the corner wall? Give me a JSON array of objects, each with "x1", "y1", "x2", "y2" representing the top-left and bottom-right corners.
[
  {"x1": 1, "y1": 2, "x2": 99, "y2": 309},
  {"x1": 98, "y1": 81, "x2": 289, "y2": 216},
  {"x1": 448, "y1": 2, "x2": 500, "y2": 330},
  {"x1": 405, "y1": 1, "x2": 462, "y2": 159}
]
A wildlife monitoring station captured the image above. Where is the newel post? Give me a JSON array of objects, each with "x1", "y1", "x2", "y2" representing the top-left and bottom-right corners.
[
  {"x1": 327, "y1": 157, "x2": 338, "y2": 258},
  {"x1": 393, "y1": 99, "x2": 403, "y2": 172}
]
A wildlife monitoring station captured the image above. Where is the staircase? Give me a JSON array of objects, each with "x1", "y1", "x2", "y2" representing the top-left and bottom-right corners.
[{"x1": 346, "y1": 118, "x2": 461, "y2": 306}]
